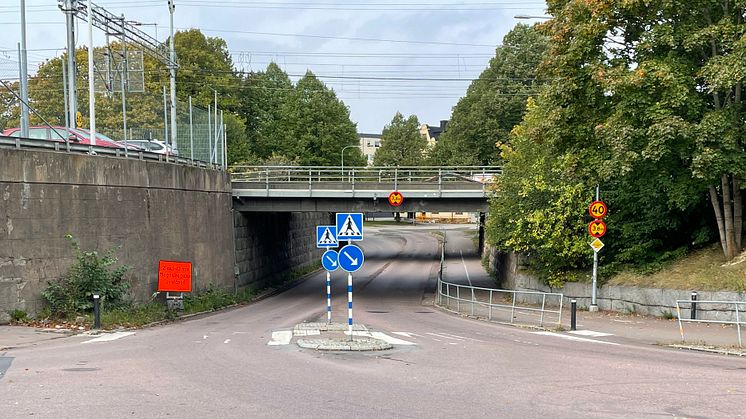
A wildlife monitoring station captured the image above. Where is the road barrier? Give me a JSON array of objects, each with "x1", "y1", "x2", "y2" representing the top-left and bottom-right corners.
[
  {"x1": 435, "y1": 231, "x2": 563, "y2": 328},
  {"x1": 675, "y1": 299, "x2": 746, "y2": 347}
]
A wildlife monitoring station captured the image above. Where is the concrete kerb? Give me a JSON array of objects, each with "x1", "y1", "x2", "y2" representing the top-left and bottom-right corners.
[{"x1": 293, "y1": 322, "x2": 393, "y2": 351}]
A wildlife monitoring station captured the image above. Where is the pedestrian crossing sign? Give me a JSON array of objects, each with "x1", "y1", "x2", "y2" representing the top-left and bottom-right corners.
[
  {"x1": 316, "y1": 226, "x2": 338, "y2": 248},
  {"x1": 335, "y1": 213, "x2": 364, "y2": 241}
]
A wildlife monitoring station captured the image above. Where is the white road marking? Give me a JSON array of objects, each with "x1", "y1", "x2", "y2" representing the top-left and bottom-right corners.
[
  {"x1": 569, "y1": 330, "x2": 613, "y2": 338},
  {"x1": 232, "y1": 332, "x2": 248, "y2": 335},
  {"x1": 533, "y1": 331, "x2": 619, "y2": 346},
  {"x1": 392, "y1": 332, "x2": 423, "y2": 338},
  {"x1": 427, "y1": 332, "x2": 463, "y2": 341},
  {"x1": 459, "y1": 250, "x2": 473, "y2": 287},
  {"x1": 81, "y1": 331, "x2": 135, "y2": 344},
  {"x1": 449, "y1": 342, "x2": 458, "y2": 345},
  {"x1": 439, "y1": 332, "x2": 484, "y2": 342},
  {"x1": 224, "y1": 339, "x2": 231, "y2": 344},
  {"x1": 267, "y1": 331, "x2": 293, "y2": 346},
  {"x1": 203, "y1": 335, "x2": 208, "y2": 340},
  {"x1": 344, "y1": 331, "x2": 417, "y2": 346}
]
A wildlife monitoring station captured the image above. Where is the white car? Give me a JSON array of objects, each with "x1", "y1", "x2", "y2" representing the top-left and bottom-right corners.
[{"x1": 127, "y1": 140, "x2": 177, "y2": 156}]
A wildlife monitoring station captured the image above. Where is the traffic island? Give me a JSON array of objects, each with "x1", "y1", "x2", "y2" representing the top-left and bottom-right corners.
[{"x1": 292, "y1": 322, "x2": 393, "y2": 351}]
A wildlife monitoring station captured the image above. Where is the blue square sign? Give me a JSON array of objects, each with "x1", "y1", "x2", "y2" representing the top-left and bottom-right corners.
[
  {"x1": 316, "y1": 226, "x2": 338, "y2": 248},
  {"x1": 336, "y1": 213, "x2": 364, "y2": 241}
]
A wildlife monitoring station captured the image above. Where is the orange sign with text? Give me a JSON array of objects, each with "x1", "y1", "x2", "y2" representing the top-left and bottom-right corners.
[
  {"x1": 388, "y1": 191, "x2": 404, "y2": 207},
  {"x1": 158, "y1": 260, "x2": 192, "y2": 292}
]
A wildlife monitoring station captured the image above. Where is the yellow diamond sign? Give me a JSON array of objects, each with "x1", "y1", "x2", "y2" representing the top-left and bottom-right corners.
[{"x1": 589, "y1": 238, "x2": 604, "y2": 252}]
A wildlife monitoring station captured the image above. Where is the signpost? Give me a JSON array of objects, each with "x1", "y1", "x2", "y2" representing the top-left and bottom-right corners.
[
  {"x1": 388, "y1": 191, "x2": 404, "y2": 207},
  {"x1": 588, "y1": 187, "x2": 607, "y2": 312},
  {"x1": 321, "y1": 249, "x2": 339, "y2": 323},
  {"x1": 318, "y1": 213, "x2": 365, "y2": 338}
]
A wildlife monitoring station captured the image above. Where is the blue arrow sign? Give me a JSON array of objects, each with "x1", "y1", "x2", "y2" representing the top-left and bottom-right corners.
[
  {"x1": 339, "y1": 244, "x2": 364, "y2": 273},
  {"x1": 316, "y1": 226, "x2": 338, "y2": 248},
  {"x1": 321, "y1": 250, "x2": 339, "y2": 272},
  {"x1": 336, "y1": 213, "x2": 364, "y2": 241}
]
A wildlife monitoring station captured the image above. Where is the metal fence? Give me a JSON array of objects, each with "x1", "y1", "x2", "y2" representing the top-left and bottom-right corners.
[
  {"x1": 676, "y1": 299, "x2": 746, "y2": 347},
  {"x1": 434, "y1": 232, "x2": 563, "y2": 328},
  {"x1": 231, "y1": 165, "x2": 502, "y2": 185}
]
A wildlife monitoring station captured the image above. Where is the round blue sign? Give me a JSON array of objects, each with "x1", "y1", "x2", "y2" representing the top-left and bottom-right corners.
[
  {"x1": 339, "y1": 244, "x2": 364, "y2": 273},
  {"x1": 321, "y1": 250, "x2": 339, "y2": 272}
]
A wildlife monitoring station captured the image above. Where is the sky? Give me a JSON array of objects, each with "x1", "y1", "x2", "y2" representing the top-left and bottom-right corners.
[{"x1": 1, "y1": 0, "x2": 548, "y2": 133}]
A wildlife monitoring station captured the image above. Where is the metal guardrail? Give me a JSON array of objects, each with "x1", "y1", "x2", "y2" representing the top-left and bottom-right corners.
[
  {"x1": 434, "y1": 230, "x2": 563, "y2": 328},
  {"x1": 0, "y1": 136, "x2": 222, "y2": 169},
  {"x1": 230, "y1": 165, "x2": 502, "y2": 197},
  {"x1": 676, "y1": 300, "x2": 745, "y2": 347}
]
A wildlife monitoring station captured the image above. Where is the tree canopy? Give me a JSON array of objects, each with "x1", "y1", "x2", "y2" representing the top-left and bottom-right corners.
[
  {"x1": 374, "y1": 112, "x2": 426, "y2": 166},
  {"x1": 430, "y1": 24, "x2": 548, "y2": 166},
  {"x1": 486, "y1": 1, "x2": 745, "y2": 284}
]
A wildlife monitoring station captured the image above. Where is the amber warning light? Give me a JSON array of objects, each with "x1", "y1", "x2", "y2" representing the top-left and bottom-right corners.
[{"x1": 158, "y1": 260, "x2": 192, "y2": 292}]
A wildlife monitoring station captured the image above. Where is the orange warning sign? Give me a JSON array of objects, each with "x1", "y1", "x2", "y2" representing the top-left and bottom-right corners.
[
  {"x1": 388, "y1": 191, "x2": 404, "y2": 207},
  {"x1": 158, "y1": 260, "x2": 192, "y2": 292}
]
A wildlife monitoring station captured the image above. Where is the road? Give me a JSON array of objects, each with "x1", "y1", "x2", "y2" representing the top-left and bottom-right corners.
[{"x1": 2, "y1": 224, "x2": 745, "y2": 418}]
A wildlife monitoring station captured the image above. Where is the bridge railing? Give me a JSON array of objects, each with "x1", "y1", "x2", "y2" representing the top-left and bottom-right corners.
[{"x1": 230, "y1": 165, "x2": 502, "y2": 187}]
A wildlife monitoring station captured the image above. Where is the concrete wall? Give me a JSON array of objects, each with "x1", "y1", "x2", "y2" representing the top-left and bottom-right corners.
[
  {"x1": 0, "y1": 148, "x2": 235, "y2": 314},
  {"x1": 493, "y1": 251, "x2": 746, "y2": 321},
  {"x1": 234, "y1": 211, "x2": 329, "y2": 290}
]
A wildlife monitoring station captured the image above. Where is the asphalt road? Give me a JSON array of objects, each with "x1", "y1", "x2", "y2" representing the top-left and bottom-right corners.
[{"x1": 2, "y1": 225, "x2": 745, "y2": 418}]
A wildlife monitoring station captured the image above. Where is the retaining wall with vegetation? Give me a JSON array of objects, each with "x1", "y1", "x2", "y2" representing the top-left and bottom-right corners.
[{"x1": 490, "y1": 249, "x2": 746, "y2": 321}]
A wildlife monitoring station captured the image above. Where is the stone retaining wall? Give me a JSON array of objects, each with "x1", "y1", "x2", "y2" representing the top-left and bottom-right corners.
[{"x1": 492, "y1": 250, "x2": 746, "y2": 322}]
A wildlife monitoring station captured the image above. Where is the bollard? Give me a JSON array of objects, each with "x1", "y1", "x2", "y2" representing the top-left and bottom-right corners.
[
  {"x1": 690, "y1": 292, "x2": 697, "y2": 320},
  {"x1": 570, "y1": 299, "x2": 577, "y2": 331},
  {"x1": 93, "y1": 294, "x2": 101, "y2": 329}
]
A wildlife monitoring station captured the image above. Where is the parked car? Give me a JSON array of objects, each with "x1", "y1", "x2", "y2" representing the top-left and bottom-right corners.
[
  {"x1": 1, "y1": 126, "x2": 142, "y2": 151},
  {"x1": 126, "y1": 139, "x2": 177, "y2": 156}
]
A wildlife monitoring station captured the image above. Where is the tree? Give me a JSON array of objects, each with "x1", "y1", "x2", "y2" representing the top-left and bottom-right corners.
[
  {"x1": 290, "y1": 71, "x2": 364, "y2": 166},
  {"x1": 243, "y1": 63, "x2": 296, "y2": 160},
  {"x1": 374, "y1": 112, "x2": 426, "y2": 166},
  {"x1": 430, "y1": 24, "x2": 548, "y2": 166},
  {"x1": 488, "y1": 0, "x2": 746, "y2": 284}
]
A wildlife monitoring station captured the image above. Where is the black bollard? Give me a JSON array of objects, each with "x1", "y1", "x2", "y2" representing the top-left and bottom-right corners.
[
  {"x1": 690, "y1": 292, "x2": 697, "y2": 320},
  {"x1": 570, "y1": 299, "x2": 577, "y2": 331},
  {"x1": 93, "y1": 294, "x2": 101, "y2": 329}
]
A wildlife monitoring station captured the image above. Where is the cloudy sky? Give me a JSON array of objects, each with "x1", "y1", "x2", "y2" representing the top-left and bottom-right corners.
[{"x1": 1, "y1": 0, "x2": 548, "y2": 133}]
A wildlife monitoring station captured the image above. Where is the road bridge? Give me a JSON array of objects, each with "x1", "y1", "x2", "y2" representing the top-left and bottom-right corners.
[{"x1": 230, "y1": 165, "x2": 501, "y2": 212}]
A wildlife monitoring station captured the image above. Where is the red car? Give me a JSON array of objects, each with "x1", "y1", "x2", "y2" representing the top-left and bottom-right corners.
[{"x1": 2, "y1": 126, "x2": 142, "y2": 150}]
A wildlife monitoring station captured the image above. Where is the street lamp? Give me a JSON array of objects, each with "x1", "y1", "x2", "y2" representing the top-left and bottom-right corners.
[
  {"x1": 514, "y1": 14, "x2": 552, "y2": 20},
  {"x1": 341, "y1": 145, "x2": 361, "y2": 181}
]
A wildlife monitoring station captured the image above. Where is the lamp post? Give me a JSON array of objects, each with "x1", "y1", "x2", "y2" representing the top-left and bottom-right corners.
[
  {"x1": 514, "y1": 14, "x2": 552, "y2": 19},
  {"x1": 341, "y1": 145, "x2": 361, "y2": 182}
]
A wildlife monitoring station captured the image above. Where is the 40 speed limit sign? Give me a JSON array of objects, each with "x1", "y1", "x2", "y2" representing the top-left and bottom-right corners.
[{"x1": 589, "y1": 200, "x2": 608, "y2": 219}]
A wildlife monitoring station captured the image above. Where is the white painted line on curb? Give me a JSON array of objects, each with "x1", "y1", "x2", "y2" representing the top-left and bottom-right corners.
[
  {"x1": 344, "y1": 331, "x2": 417, "y2": 346},
  {"x1": 81, "y1": 331, "x2": 135, "y2": 344},
  {"x1": 267, "y1": 331, "x2": 293, "y2": 346},
  {"x1": 533, "y1": 331, "x2": 619, "y2": 346},
  {"x1": 569, "y1": 330, "x2": 613, "y2": 338}
]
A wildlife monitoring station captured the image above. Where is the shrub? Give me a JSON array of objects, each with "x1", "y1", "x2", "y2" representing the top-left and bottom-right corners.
[
  {"x1": 11, "y1": 309, "x2": 27, "y2": 322},
  {"x1": 42, "y1": 235, "x2": 131, "y2": 319}
]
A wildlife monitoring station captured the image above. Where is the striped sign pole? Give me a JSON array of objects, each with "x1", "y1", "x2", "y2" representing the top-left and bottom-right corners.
[
  {"x1": 347, "y1": 273, "x2": 353, "y2": 340},
  {"x1": 326, "y1": 271, "x2": 332, "y2": 324}
]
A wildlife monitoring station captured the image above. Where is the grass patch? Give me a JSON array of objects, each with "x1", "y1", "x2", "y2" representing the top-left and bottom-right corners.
[
  {"x1": 608, "y1": 245, "x2": 746, "y2": 291},
  {"x1": 98, "y1": 302, "x2": 174, "y2": 328}
]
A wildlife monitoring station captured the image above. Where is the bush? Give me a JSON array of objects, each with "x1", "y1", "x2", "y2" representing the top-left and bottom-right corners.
[
  {"x1": 11, "y1": 309, "x2": 27, "y2": 322},
  {"x1": 42, "y1": 235, "x2": 131, "y2": 319}
]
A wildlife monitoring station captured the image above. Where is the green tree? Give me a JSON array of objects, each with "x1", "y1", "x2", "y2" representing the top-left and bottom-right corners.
[
  {"x1": 243, "y1": 63, "x2": 296, "y2": 160},
  {"x1": 430, "y1": 24, "x2": 547, "y2": 166},
  {"x1": 290, "y1": 71, "x2": 364, "y2": 166},
  {"x1": 374, "y1": 112, "x2": 426, "y2": 166}
]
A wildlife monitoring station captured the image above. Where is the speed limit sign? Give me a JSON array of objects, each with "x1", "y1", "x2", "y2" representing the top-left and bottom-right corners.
[{"x1": 589, "y1": 201, "x2": 608, "y2": 219}]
